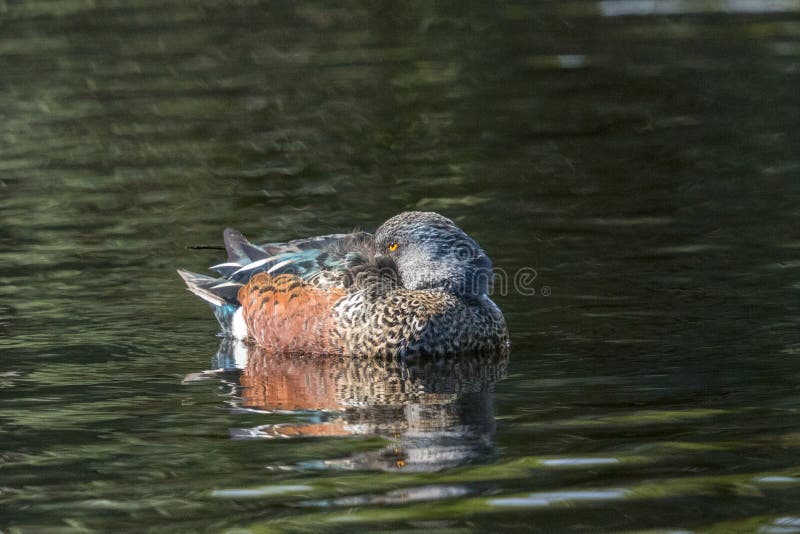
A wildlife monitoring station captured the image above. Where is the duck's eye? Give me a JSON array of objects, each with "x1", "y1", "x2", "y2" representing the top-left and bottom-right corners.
[{"x1": 388, "y1": 242, "x2": 399, "y2": 252}]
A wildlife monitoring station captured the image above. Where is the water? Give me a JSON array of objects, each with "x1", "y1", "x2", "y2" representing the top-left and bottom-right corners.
[{"x1": 2, "y1": 1, "x2": 799, "y2": 531}]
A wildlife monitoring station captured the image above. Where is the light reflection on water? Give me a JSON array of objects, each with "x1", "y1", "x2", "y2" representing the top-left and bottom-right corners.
[
  {"x1": 599, "y1": 0, "x2": 800, "y2": 17},
  {"x1": 186, "y1": 339, "x2": 507, "y2": 473}
]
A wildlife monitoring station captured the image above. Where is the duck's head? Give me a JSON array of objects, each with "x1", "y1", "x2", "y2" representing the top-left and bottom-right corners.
[{"x1": 375, "y1": 211, "x2": 493, "y2": 298}]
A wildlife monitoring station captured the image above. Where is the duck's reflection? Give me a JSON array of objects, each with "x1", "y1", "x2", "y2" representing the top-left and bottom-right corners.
[{"x1": 199, "y1": 340, "x2": 508, "y2": 472}]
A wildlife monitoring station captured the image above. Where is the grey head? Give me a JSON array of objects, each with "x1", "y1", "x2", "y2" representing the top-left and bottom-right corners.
[{"x1": 374, "y1": 211, "x2": 493, "y2": 299}]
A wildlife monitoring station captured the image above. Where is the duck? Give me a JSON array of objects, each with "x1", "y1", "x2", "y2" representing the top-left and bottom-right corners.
[{"x1": 178, "y1": 211, "x2": 509, "y2": 357}]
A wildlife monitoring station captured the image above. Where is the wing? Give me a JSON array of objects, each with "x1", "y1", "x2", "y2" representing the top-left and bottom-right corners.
[
  {"x1": 179, "y1": 227, "x2": 397, "y2": 334},
  {"x1": 211, "y1": 228, "x2": 377, "y2": 288}
]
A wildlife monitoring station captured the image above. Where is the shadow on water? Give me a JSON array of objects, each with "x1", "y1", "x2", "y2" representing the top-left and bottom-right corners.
[{"x1": 186, "y1": 340, "x2": 508, "y2": 473}]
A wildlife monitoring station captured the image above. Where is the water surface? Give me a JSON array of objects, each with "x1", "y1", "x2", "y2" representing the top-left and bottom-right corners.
[{"x1": 2, "y1": 1, "x2": 800, "y2": 532}]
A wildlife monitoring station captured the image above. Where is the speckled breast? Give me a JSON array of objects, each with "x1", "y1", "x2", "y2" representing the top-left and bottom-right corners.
[{"x1": 330, "y1": 289, "x2": 509, "y2": 357}]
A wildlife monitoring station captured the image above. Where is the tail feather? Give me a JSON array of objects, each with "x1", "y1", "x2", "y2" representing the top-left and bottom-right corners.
[
  {"x1": 177, "y1": 269, "x2": 243, "y2": 333},
  {"x1": 177, "y1": 269, "x2": 230, "y2": 306},
  {"x1": 208, "y1": 281, "x2": 243, "y2": 302}
]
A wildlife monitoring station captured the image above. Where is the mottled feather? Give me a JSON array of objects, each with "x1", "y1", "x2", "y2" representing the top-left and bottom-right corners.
[
  {"x1": 238, "y1": 273, "x2": 347, "y2": 354},
  {"x1": 179, "y1": 212, "x2": 509, "y2": 357}
]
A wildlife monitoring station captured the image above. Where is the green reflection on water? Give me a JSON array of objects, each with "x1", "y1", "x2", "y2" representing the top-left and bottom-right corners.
[{"x1": 2, "y1": 0, "x2": 800, "y2": 531}]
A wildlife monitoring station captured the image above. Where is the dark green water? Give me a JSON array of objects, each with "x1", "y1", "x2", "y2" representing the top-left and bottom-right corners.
[{"x1": 2, "y1": 1, "x2": 800, "y2": 532}]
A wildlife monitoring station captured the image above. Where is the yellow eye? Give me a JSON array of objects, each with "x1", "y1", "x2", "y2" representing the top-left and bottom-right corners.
[{"x1": 388, "y1": 242, "x2": 399, "y2": 252}]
